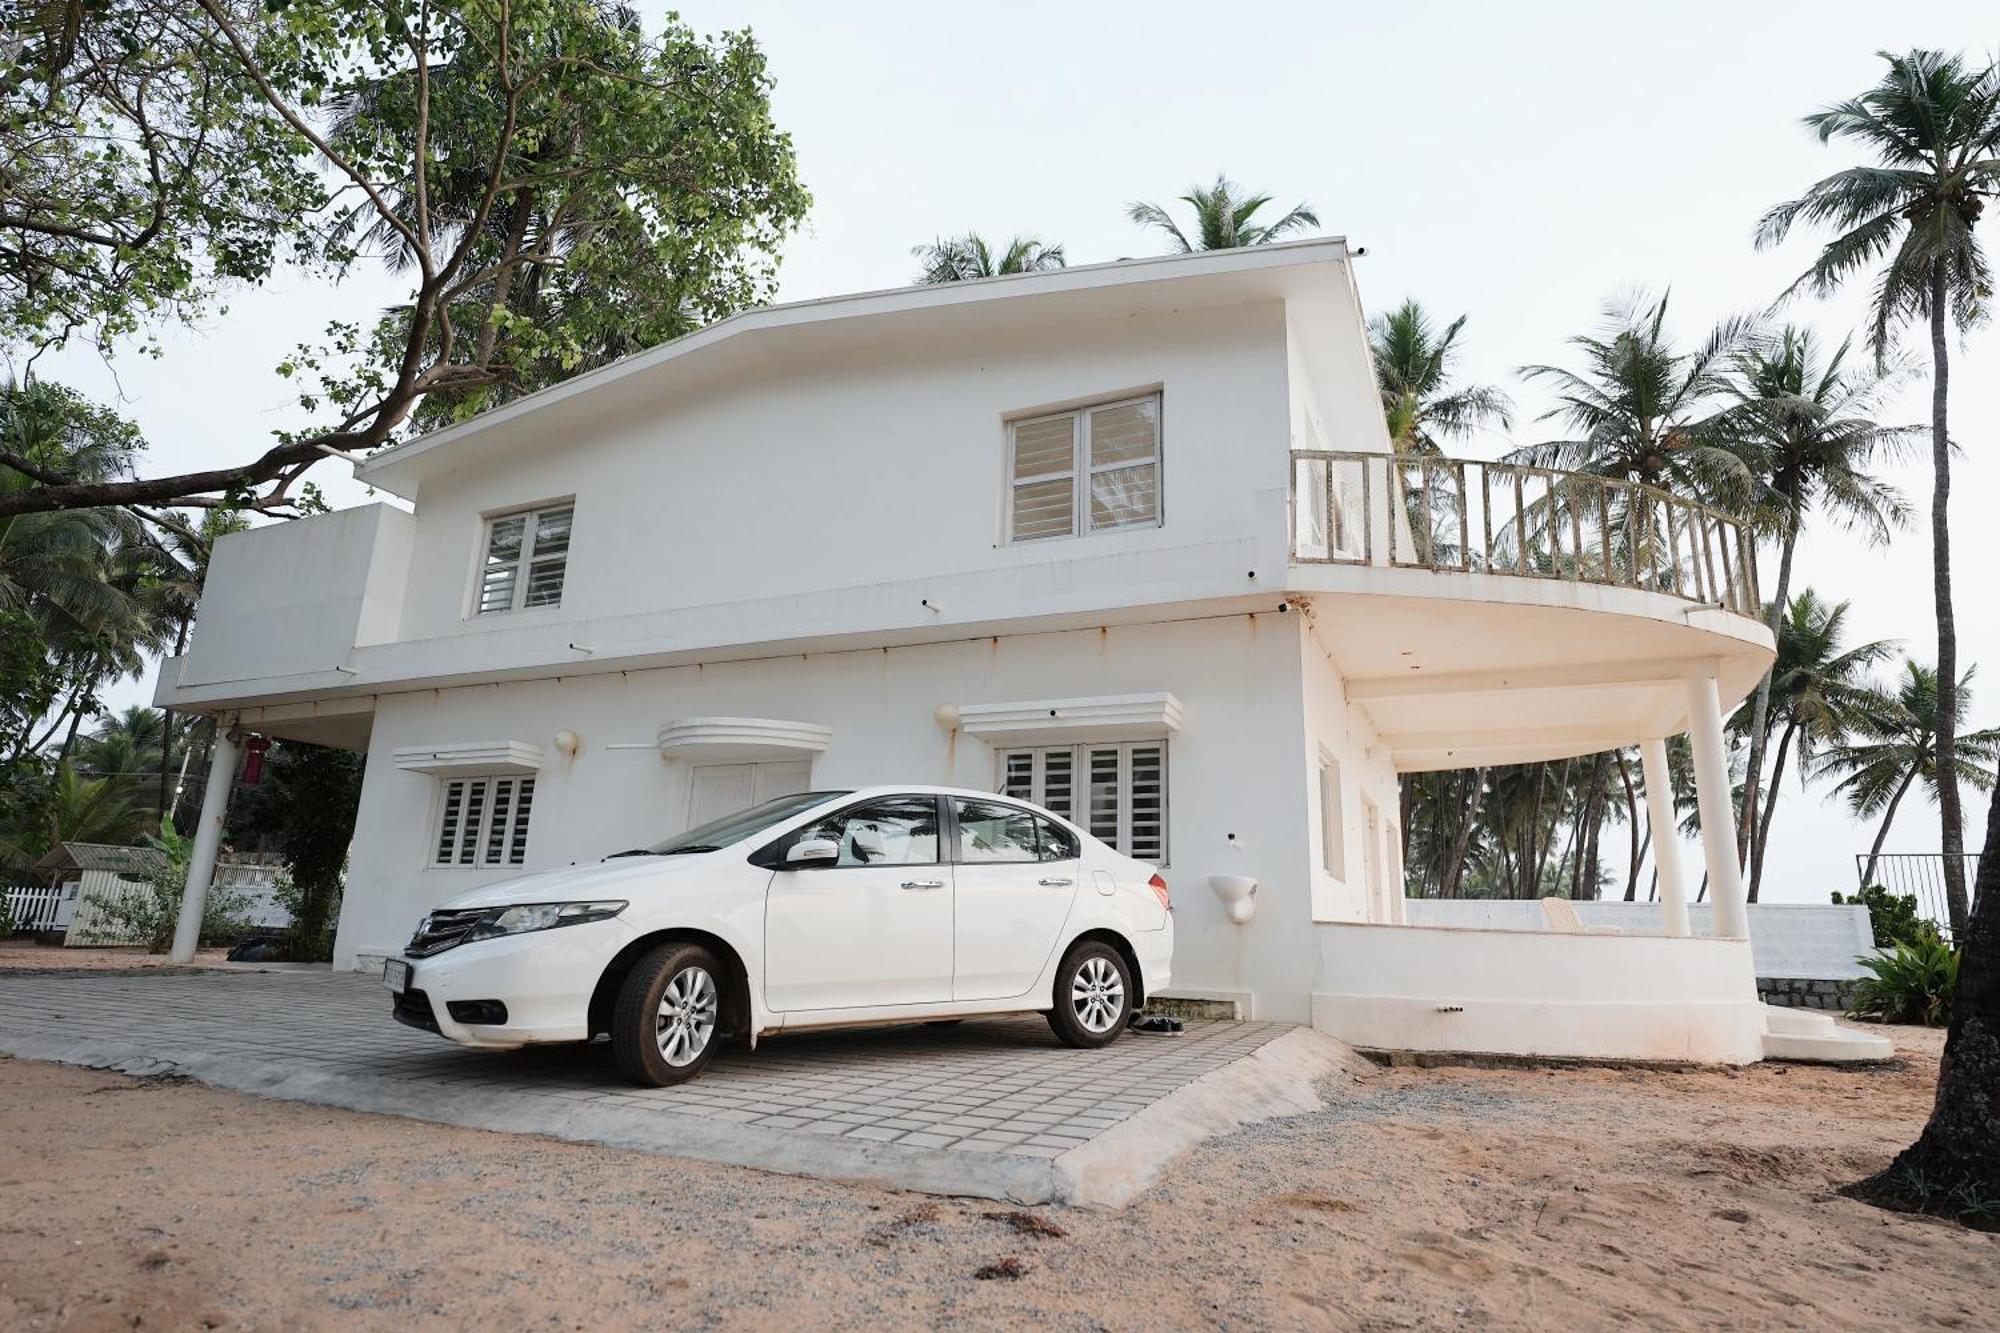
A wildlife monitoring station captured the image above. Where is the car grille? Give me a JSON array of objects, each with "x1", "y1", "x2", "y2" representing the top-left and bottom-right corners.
[
  {"x1": 392, "y1": 987, "x2": 440, "y2": 1033},
  {"x1": 405, "y1": 908, "x2": 487, "y2": 958}
]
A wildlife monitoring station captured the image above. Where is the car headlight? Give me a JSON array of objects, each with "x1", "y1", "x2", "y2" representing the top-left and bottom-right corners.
[{"x1": 466, "y1": 900, "x2": 627, "y2": 942}]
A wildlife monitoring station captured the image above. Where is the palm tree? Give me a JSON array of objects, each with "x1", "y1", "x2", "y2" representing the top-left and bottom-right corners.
[
  {"x1": 1818, "y1": 660, "x2": 2000, "y2": 888},
  {"x1": 1369, "y1": 300, "x2": 1513, "y2": 454},
  {"x1": 1758, "y1": 49, "x2": 2000, "y2": 936},
  {"x1": 1126, "y1": 175, "x2": 1318, "y2": 253},
  {"x1": 912, "y1": 233, "x2": 1065, "y2": 284},
  {"x1": 1725, "y1": 328, "x2": 1911, "y2": 873},
  {"x1": 1729, "y1": 591, "x2": 1895, "y2": 898},
  {"x1": 42, "y1": 761, "x2": 150, "y2": 848},
  {"x1": 1514, "y1": 293, "x2": 1755, "y2": 503}
]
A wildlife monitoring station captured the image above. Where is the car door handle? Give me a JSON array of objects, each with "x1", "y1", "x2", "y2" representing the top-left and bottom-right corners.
[
  {"x1": 900, "y1": 879, "x2": 945, "y2": 891},
  {"x1": 1039, "y1": 877, "x2": 1074, "y2": 887}
]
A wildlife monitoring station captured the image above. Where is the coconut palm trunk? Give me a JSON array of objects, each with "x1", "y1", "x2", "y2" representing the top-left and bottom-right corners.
[{"x1": 1927, "y1": 263, "x2": 1968, "y2": 935}]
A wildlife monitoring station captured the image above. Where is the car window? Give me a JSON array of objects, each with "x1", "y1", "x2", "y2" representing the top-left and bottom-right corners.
[
  {"x1": 646, "y1": 790, "x2": 849, "y2": 853},
  {"x1": 796, "y1": 796, "x2": 940, "y2": 867},
  {"x1": 1035, "y1": 816, "x2": 1080, "y2": 862},
  {"x1": 954, "y1": 799, "x2": 1040, "y2": 864}
]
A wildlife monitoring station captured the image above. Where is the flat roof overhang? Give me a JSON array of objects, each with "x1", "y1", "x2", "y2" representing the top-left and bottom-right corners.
[{"x1": 1290, "y1": 564, "x2": 1775, "y2": 772}]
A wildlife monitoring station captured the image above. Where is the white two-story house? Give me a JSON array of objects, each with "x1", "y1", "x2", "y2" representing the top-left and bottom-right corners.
[{"x1": 163, "y1": 239, "x2": 1850, "y2": 1063}]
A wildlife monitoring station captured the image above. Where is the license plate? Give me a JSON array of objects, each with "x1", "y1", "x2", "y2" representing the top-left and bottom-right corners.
[{"x1": 383, "y1": 959, "x2": 412, "y2": 994}]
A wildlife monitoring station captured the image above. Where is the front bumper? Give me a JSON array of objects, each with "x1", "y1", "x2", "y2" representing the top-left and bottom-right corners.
[{"x1": 391, "y1": 917, "x2": 636, "y2": 1049}]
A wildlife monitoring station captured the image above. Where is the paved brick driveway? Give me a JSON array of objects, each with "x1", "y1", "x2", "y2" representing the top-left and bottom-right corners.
[{"x1": 0, "y1": 969, "x2": 1337, "y2": 1205}]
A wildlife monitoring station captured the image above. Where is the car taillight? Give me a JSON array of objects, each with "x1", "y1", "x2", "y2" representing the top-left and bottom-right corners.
[{"x1": 1148, "y1": 873, "x2": 1172, "y2": 912}]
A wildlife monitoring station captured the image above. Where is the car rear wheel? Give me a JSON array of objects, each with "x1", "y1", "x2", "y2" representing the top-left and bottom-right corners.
[
  {"x1": 612, "y1": 941, "x2": 725, "y2": 1086},
  {"x1": 1046, "y1": 941, "x2": 1132, "y2": 1049}
]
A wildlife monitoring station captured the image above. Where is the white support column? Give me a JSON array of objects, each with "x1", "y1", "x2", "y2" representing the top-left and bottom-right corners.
[
  {"x1": 170, "y1": 725, "x2": 240, "y2": 963},
  {"x1": 1638, "y1": 737, "x2": 1691, "y2": 937},
  {"x1": 1682, "y1": 674, "x2": 1749, "y2": 940}
]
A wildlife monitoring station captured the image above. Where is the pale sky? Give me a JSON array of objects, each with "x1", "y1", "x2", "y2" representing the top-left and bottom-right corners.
[{"x1": 45, "y1": 0, "x2": 2000, "y2": 904}]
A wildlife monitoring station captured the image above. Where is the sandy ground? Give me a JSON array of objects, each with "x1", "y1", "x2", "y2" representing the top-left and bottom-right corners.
[
  {"x1": 0, "y1": 1025, "x2": 1990, "y2": 1332},
  {"x1": 0, "y1": 943, "x2": 233, "y2": 972}
]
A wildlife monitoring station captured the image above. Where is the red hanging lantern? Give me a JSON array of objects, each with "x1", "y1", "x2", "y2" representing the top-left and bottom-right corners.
[{"x1": 242, "y1": 735, "x2": 272, "y2": 786}]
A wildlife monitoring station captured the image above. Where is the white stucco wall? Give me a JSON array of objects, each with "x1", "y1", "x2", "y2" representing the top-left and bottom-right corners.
[
  {"x1": 1296, "y1": 612, "x2": 1403, "y2": 925},
  {"x1": 392, "y1": 302, "x2": 1292, "y2": 646},
  {"x1": 1401, "y1": 899, "x2": 1877, "y2": 980},
  {"x1": 181, "y1": 504, "x2": 414, "y2": 688},
  {"x1": 338, "y1": 612, "x2": 1331, "y2": 1021},
  {"x1": 1312, "y1": 922, "x2": 1766, "y2": 1064}
]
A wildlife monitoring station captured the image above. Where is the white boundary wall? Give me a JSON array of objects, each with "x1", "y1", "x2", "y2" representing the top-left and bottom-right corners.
[
  {"x1": 1401, "y1": 900, "x2": 1874, "y2": 980},
  {"x1": 1313, "y1": 922, "x2": 1765, "y2": 1064}
]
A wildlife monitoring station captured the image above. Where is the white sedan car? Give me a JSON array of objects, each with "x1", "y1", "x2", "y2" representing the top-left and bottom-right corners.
[{"x1": 384, "y1": 785, "x2": 1174, "y2": 1086}]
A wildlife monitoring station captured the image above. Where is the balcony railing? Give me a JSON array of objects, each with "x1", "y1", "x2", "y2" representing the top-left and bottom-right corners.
[{"x1": 1289, "y1": 450, "x2": 1761, "y2": 619}]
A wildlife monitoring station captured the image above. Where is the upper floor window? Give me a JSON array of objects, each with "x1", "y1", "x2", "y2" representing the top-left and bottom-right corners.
[
  {"x1": 1007, "y1": 394, "x2": 1160, "y2": 543},
  {"x1": 478, "y1": 504, "x2": 573, "y2": 615}
]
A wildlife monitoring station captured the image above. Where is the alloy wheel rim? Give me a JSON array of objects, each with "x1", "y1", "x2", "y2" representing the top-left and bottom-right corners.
[
  {"x1": 1071, "y1": 956, "x2": 1125, "y2": 1034},
  {"x1": 655, "y1": 966, "x2": 718, "y2": 1067}
]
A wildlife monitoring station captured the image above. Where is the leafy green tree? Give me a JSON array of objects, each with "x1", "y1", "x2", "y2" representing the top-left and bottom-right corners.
[
  {"x1": 1819, "y1": 660, "x2": 2000, "y2": 889},
  {"x1": 1758, "y1": 48, "x2": 2000, "y2": 936},
  {"x1": 1725, "y1": 329, "x2": 1909, "y2": 876},
  {"x1": 912, "y1": 233, "x2": 1066, "y2": 283},
  {"x1": 0, "y1": 0, "x2": 325, "y2": 352},
  {"x1": 0, "y1": 0, "x2": 809, "y2": 517},
  {"x1": 1127, "y1": 175, "x2": 1318, "y2": 252},
  {"x1": 1368, "y1": 299, "x2": 1512, "y2": 454},
  {"x1": 1729, "y1": 591, "x2": 1894, "y2": 898},
  {"x1": 229, "y1": 741, "x2": 363, "y2": 960}
]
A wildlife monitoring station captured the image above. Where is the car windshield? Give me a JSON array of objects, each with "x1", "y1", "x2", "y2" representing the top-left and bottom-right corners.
[{"x1": 635, "y1": 791, "x2": 851, "y2": 856}]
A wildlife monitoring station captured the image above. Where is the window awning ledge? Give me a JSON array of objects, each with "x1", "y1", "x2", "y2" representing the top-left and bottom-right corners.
[
  {"x1": 656, "y1": 717, "x2": 834, "y2": 762},
  {"x1": 954, "y1": 692, "x2": 1183, "y2": 746},
  {"x1": 394, "y1": 740, "x2": 545, "y2": 776}
]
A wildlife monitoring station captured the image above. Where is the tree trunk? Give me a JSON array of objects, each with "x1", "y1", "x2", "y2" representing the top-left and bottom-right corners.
[
  {"x1": 1618, "y1": 751, "x2": 1643, "y2": 901},
  {"x1": 1859, "y1": 763, "x2": 1923, "y2": 889},
  {"x1": 1739, "y1": 498, "x2": 1800, "y2": 868},
  {"x1": 1845, "y1": 778, "x2": 1999, "y2": 1224},
  {"x1": 1928, "y1": 261, "x2": 1967, "y2": 935},
  {"x1": 1439, "y1": 768, "x2": 1485, "y2": 900},
  {"x1": 157, "y1": 614, "x2": 190, "y2": 817},
  {"x1": 1748, "y1": 717, "x2": 1798, "y2": 901}
]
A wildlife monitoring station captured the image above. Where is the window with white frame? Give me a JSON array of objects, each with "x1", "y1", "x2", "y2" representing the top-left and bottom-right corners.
[
  {"x1": 476, "y1": 504, "x2": 573, "y2": 615},
  {"x1": 998, "y1": 741, "x2": 1166, "y2": 863},
  {"x1": 433, "y1": 775, "x2": 536, "y2": 867},
  {"x1": 1318, "y1": 752, "x2": 1345, "y2": 876},
  {"x1": 1007, "y1": 393, "x2": 1161, "y2": 542}
]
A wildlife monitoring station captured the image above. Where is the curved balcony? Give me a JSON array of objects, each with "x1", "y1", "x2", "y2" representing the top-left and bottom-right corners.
[
  {"x1": 1284, "y1": 450, "x2": 1774, "y2": 776},
  {"x1": 1289, "y1": 450, "x2": 1761, "y2": 618}
]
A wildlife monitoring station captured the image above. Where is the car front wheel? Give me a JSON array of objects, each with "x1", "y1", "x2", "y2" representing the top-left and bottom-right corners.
[
  {"x1": 1047, "y1": 941, "x2": 1133, "y2": 1049},
  {"x1": 612, "y1": 941, "x2": 725, "y2": 1086}
]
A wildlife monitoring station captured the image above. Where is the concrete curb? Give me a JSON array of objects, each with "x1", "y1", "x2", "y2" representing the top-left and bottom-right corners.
[{"x1": 1056, "y1": 1026, "x2": 1366, "y2": 1207}]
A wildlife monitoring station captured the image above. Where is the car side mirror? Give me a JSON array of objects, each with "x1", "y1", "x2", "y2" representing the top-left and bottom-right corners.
[{"x1": 786, "y1": 837, "x2": 840, "y2": 867}]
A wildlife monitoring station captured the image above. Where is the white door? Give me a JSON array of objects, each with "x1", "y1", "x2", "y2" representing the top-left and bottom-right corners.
[
  {"x1": 949, "y1": 798, "x2": 1079, "y2": 1001},
  {"x1": 763, "y1": 794, "x2": 954, "y2": 1011},
  {"x1": 688, "y1": 760, "x2": 811, "y2": 827},
  {"x1": 1361, "y1": 796, "x2": 1384, "y2": 921}
]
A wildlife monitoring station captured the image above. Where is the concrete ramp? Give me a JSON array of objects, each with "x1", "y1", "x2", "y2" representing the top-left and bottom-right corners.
[{"x1": 1760, "y1": 1003, "x2": 1894, "y2": 1063}]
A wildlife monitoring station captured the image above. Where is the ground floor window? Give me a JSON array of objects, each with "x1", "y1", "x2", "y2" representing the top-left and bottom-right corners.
[
  {"x1": 997, "y1": 741, "x2": 1166, "y2": 864},
  {"x1": 433, "y1": 775, "x2": 536, "y2": 867}
]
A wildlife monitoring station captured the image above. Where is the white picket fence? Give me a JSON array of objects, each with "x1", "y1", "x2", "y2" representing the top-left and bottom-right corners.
[{"x1": 5, "y1": 883, "x2": 69, "y2": 933}]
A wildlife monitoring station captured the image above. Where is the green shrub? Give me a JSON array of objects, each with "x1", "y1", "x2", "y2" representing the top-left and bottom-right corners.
[
  {"x1": 88, "y1": 817, "x2": 252, "y2": 953},
  {"x1": 272, "y1": 871, "x2": 340, "y2": 962},
  {"x1": 1848, "y1": 936, "x2": 1959, "y2": 1026},
  {"x1": 1832, "y1": 884, "x2": 1943, "y2": 949}
]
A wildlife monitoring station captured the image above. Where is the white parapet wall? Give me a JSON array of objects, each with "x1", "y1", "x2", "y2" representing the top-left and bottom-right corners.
[
  {"x1": 1312, "y1": 922, "x2": 1766, "y2": 1065},
  {"x1": 1400, "y1": 899, "x2": 1875, "y2": 980}
]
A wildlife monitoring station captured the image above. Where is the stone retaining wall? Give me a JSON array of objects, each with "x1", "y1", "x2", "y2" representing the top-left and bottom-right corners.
[{"x1": 1757, "y1": 976, "x2": 1859, "y2": 1011}]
